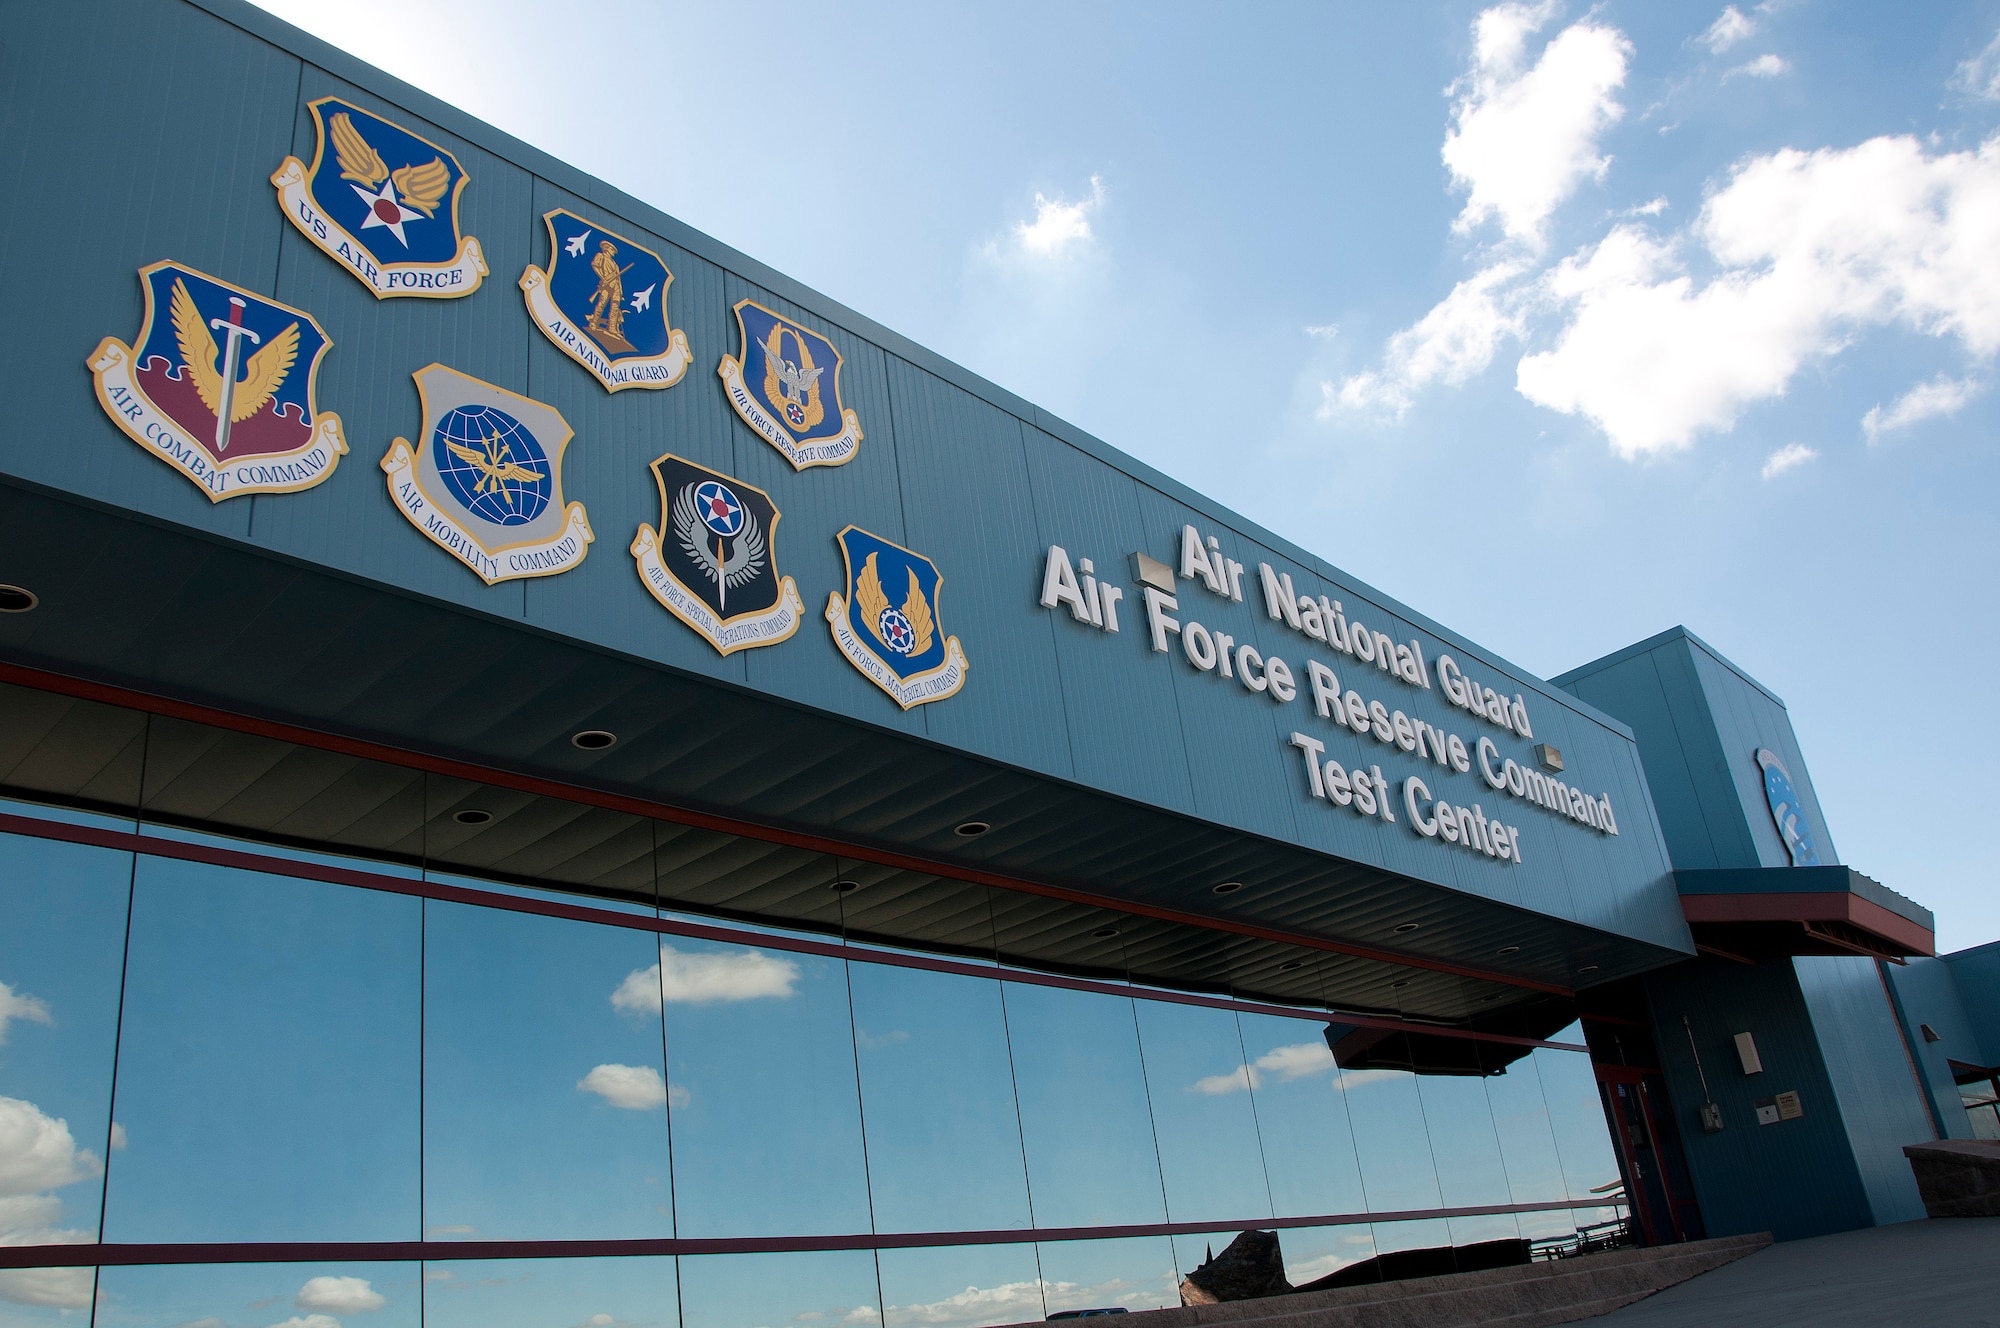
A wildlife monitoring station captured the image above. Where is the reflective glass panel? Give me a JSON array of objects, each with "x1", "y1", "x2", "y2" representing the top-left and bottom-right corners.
[
  {"x1": 1483, "y1": 1050, "x2": 1570, "y2": 1207},
  {"x1": 1363, "y1": 1216, "x2": 1455, "y2": 1276},
  {"x1": 1413, "y1": 1067, "x2": 1512, "y2": 1209},
  {"x1": 1531, "y1": 1038, "x2": 1623, "y2": 1218},
  {"x1": 1131, "y1": 1002, "x2": 1271, "y2": 1223},
  {"x1": 1034, "y1": 1236, "x2": 1179, "y2": 1315},
  {"x1": 102, "y1": 858, "x2": 420, "y2": 1241},
  {"x1": 1337, "y1": 1042, "x2": 1443, "y2": 1215},
  {"x1": 422, "y1": 901, "x2": 672, "y2": 1240},
  {"x1": 662, "y1": 937, "x2": 870, "y2": 1238},
  {"x1": 94, "y1": 1262, "x2": 419, "y2": 1328},
  {"x1": 1279, "y1": 1222, "x2": 1378, "y2": 1289},
  {"x1": 678, "y1": 1251, "x2": 880, "y2": 1328},
  {"x1": 1001, "y1": 983, "x2": 1166, "y2": 1229},
  {"x1": 423, "y1": 1257, "x2": 678, "y2": 1328},
  {"x1": 1229, "y1": 1013, "x2": 1368, "y2": 1222},
  {"x1": 850, "y1": 964, "x2": 1030, "y2": 1233},
  {"x1": 878, "y1": 1242, "x2": 1043, "y2": 1328},
  {"x1": 0, "y1": 832, "x2": 129, "y2": 1318}
]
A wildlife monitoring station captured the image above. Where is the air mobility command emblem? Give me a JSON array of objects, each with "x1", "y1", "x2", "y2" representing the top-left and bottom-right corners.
[
  {"x1": 88, "y1": 261, "x2": 347, "y2": 501},
  {"x1": 826, "y1": 527, "x2": 967, "y2": 708},
  {"x1": 273, "y1": 97, "x2": 487, "y2": 298},
  {"x1": 719, "y1": 300, "x2": 863, "y2": 469},
  {"x1": 631, "y1": 456, "x2": 803, "y2": 655},
  {"x1": 382, "y1": 364, "x2": 592, "y2": 584},
  {"x1": 522, "y1": 210, "x2": 691, "y2": 392}
]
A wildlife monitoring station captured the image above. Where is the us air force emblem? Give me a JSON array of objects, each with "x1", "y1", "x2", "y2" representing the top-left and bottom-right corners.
[
  {"x1": 631, "y1": 455, "x2": 803, "y2": 655},
  {"x1": 521, "y1": 210, "x2": 691, "y2": 392},
  {"x1": 88, "y1": 261, "x2": 347, "y2": 501},
  {"x1": 718, "y1": 300, "x2": 863, "y2": 469},
  {"x1": 273, "y1": 97, "x2": 487, "y2": 298},
  {"x1": 826, "y1": 527, "x2": 968, "y2": 708},
  {"x1": 382, "y1": 364, "x2": 592, "y2": 583}
]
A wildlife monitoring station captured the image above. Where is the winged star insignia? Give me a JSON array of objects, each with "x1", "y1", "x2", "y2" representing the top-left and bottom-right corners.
[
  {"x1": 827, "y1": 527, "x2": 967, "y2": 709},
  {"x1": 88, "y1": 261, "x2": 347, "y2": 501},
  {"x1": 521, "y1": 210, "x2": 691, "y2": 392},
  {"x1": 273, "y1": 97, "x2": 487, "y2": 298},
  {"x1": 632, "y1": 455, "x2": 801, "y2": 655},
  {"x1": 719, "y1": 299, "x2": 863, "y2": 469},
  {"x1": 382, "y1": 364, "x2": 593, "y2": 584}
]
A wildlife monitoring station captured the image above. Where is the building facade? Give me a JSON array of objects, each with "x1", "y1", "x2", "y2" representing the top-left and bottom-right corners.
[{"x1": 0, "y1": 4, "x2": 1986, "y2": 1328}]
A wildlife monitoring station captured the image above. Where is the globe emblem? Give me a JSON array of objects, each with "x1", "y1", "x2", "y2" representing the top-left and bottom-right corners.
[
  {"x1": 432, "y1": 404, "x2": 551, "y2": 527},
  {"x1": 694, "y1": 480, "x2": 744, "y2": 537},
  {"x1": 877, "y1": 606, "x2": 916, "y2": 655}
]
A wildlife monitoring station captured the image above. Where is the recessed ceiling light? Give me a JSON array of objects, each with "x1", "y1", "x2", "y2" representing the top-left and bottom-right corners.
[
  {"x1": 1092, "y1": 927, "x2": 1120, "y2": 939},
  {"x1": 1578, "y1": 964, "x2": 1599, "y2": 975},
  {"x1": 1279, "y1": 960, "x2": 1304, "y2": 971},
  {"x1": 1393, "y1": 922, "x2": 1421, "y2": 934},
  {"x1": 0, "y1": 585, "x2": 37, "y2": 613},
  {"x1": 1496, "y1": 945, "x2": 1521, "y2": 956},
  {"x1": 830, "y1": 880, "x2": 860, "y2": 893},
  {"x1": 954, "y1": 820, "x2": 991, "y2": 837},
  {"x1": 570, "y1": 729, "x2": 617, "y2": 750},
  {"x1": 1212, "y1": 881, "x2": 1244, "y2": 895},
  {"x1": 1390, "y1": 980, "x2": 1410, "y2": 989},
  {"x1": 451, "y1": 809, "x2": 492, "y2": 826}
]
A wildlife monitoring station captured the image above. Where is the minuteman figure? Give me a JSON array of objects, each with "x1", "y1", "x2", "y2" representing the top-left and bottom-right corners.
[{"x1": 587, "y1": 239, "x2": 629, "y2": 340}]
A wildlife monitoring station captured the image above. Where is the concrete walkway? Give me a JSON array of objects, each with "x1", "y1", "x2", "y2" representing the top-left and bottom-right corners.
[{"x1": 1590, "y1": 1218, "x2": 2000, "y2": 1326}]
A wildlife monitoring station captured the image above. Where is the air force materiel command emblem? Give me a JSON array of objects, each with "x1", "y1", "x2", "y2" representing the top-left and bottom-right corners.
[
  {"x1": 88, "y1": 261, "x2": 347, "y2": 501},
  {"x1": 273, "y1": 97, "x2": 487, "y2": 298},
  {"x1": 1756, "y1": 748, "x2": 1821, "y2": 867},
  {"x1": 382, "y1": 365, "x2": 592, "y2": 584},
  {"x1": 827, "y1": 527, "x2": 967, "y2": 708},
  {"x1": 632, "y1": 455, "x2": 803, "y2": 655},
  {"x1": 522, "y1": 210, "x2": 691, "y2": 392},
  {"x1": 719, "y1": 300, "x2": 863, "y2": 469}
]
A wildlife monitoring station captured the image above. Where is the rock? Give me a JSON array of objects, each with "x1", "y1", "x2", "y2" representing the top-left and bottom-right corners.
[
  {"x1": 1177, "y1": 1230, "x2": 1292, "y2": 1305},
  {"x1": 1904, "y1": 1139, "x2": 2000, "y2": 1217}
]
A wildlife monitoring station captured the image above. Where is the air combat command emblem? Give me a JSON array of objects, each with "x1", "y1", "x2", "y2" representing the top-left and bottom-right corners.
[
  {"x1": 522, "y1": 210, "x2": 691, "y2": 392},
  {"x1": 827, "y1": 527, "x2": 967, "y2": 708},
  {"x1": 719, "y1": 299, "x2": 863, "y2": 469},
  {"x1": 273, "y1": 97, "x2": 487, "y2": 298},
  {"x1": 631, "y1": 455, "x2": 803, "y2": 655},
  {"x1": 382, "y1": 364, "x2": 593, "y2": 584},
  {"x1": 88, "y1": 261, "x2": 347, "y2": 501}
]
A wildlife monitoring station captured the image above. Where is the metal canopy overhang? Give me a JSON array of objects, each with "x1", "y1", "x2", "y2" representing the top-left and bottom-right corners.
[
  {"x1": 1675, "y1": 867, "x2": 1936, "y2": 963},
  {"x1": 0, "y1": 480, "x2": 1691, "y2": 1017}
]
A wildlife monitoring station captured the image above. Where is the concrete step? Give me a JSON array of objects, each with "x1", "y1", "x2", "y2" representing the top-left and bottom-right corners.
[{"x1": 1015, "y1": 1233, "x2": 1772, "y2": 1328}]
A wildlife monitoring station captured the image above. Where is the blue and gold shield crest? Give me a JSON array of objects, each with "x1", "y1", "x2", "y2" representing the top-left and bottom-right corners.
[
  {"x1": 382, "y1": 364, "x2": 593, "y2": 584},
  {"x1": 521, "y1": 210, "x2": 691, "y2": 392},
  {"x1": 826, "y1": 527, "x2": 967, "y2": 708},
  {"x1": 88, "y1": 261, "x2": 348, "y2": 500},
  {"x1": 1755, "y1": 748, "x2": 1820, "y2": 867},
  {"x1": 719, "y1": 300, "x2": 863, "y2": 469},
  {"x1": 273, "y1": 97, "x2": 487, "y2": 298}
]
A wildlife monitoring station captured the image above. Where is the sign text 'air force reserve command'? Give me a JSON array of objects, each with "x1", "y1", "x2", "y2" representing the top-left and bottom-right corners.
[
  {"x1": 1038, "y1": 530, "x2": 1622, "y2": 867},
  {"x1": 719, "y1": 301, "x2": 863, "y2": 469}
]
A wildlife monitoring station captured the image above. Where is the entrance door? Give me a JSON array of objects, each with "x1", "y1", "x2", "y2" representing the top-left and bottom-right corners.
[{"x1": 1595, "y1": 1067, "x2": 1701, "y2": 1245}]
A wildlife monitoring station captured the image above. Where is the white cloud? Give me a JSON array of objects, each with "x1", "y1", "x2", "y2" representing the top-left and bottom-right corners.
[
  {"x1": 177, "y1": 1317, "x2": 231, "y2": 1328},
  {"x1": 0, "y1": 982, "x2": 51, "y2": 1045},
  {"x1": 611, "y1": 946, "x2": 800, "y2": 1013},
  {"x1": 1443, "y1": 3, "x2": 1632, "y2": 249},
  {"x1": 267, "y1": 1315, "x2": 342, "y2": 1328},
  {"x1": 1952, "y1": 29, "x2": 2000, "y2": 101},
  {"x1": 425, "y1": 1226, "x2": 476, "y2": 1238},
  {"x1": 1699, "y1": 6, "x2": 1757, "y2": 54},
  {"x1": 1725, "y1": 54, "x2": 1789, "y2": 80},
  {"x1": 1014, "y1": 177, "x2": 1104, "y2": 256},
  {"x1": 1330, "y1": 260, "x2": 1530, "y2": 415},
  {"x1": 1191, "y1": 1065, "x2": 1258, "y2": 1096},
  {"x1": 885, "y1": 1272, "x2": 1167, "y2": 1328},
  {"x1": 1519, "y1": 133, "x2": 2000, "y2": 457},
  {"x1": 1862, "y1": 374, "x2": 1983, "y2": 442},
  {"x1": 0, "y1": 1266, "x2": 95, "y2": 1310},
  {"x1": 1759, "y1": 443, "x2": 1817, "y2": 478},
  {"x1": 577, "y1": 1063, "x2": 680, "y2": 1111},
  {"x1": 297, "y1": 1278, "x2": 384, "y2": 1315},
  {"x1": 1623, "y1": 197, "x2": 1669, "y2": 217},
  {"x1": 110, "y1": 1122, "x2": 127, "y2": 1151},
  {"x1": 0, "y1": 1097, "x2": 102, "y2": 1197},
  {"x1": 1190, "y1": 1040, "x2": 1338, "y2": 1095}
]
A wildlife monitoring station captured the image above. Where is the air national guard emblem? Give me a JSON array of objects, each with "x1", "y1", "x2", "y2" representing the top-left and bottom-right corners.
[
  {"x1": 718, "y1": 300, "x2": 863, "y2": 469},
  {"x1": 273, "y1": 97, "x2": 487, "y2": 298},
  {"x1": 826, "y1": 527, "x2": 968, "y2": 709},
  {"x1": 521, "y1": 210, "x2": 691, "y2": 392},
  {"x1": 382, "y1": 364, "x2": 593, "y2": 584},
  {"x1": 88, "y1": 261, "x2": 347, "y2": 501},
  {"x1": 631, "y1": 456, "x2": 803, "y2": 655}
]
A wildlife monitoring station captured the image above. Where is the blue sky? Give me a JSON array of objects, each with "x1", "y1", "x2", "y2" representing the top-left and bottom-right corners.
[{"x1": 246, "y1": 0, "x2": 2000, "y2": 949}]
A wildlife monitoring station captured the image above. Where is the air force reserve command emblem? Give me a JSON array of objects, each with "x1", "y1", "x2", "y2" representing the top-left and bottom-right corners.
[
  {"x1": 522, "y1": 211, "x2": 691, "y2": 392},
  {"x1": 631, "y1": 456, "x2": 803, "y2": 655},
  {"x1": 88, "y1": 261, "x2": 347, "y2": 501},
  {"x1": 826, "y1": 527, "x2": 967, "y2": 708},
  {"x1": 273, "y1": 97, "x2": 487, "y2": 298},
  {"x1": 719, "y1": 300, "x2": 863, "y2": 469},
  {"x1": 382, "y1": 365, "x2": 592, "y2": 584}
]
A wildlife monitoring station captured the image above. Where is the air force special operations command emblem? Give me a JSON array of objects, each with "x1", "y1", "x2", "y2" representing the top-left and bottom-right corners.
[
  {"x1": 89, "y1": 262, "x2": 347, "y2": 500},
  {"x1": 632, "y1": 456, "x2": 803, "y2": 655},
  {"x1": 522, "y1": 211, "x2": 691, "y2": 393},
  {"x1": 274, "y1": 98, "x2": 487, "y2": 298},
  {"x1": 382, "y1": 364, "x2": 593, "y2": 583},
  {"x1": 827, "y1": 527, "x2": 968, "y2": 708},
  {"x1": 719, "y1": 300, "x2": 863, "y2": 469}
]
